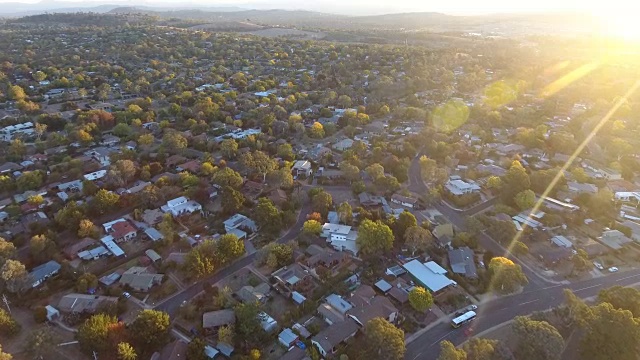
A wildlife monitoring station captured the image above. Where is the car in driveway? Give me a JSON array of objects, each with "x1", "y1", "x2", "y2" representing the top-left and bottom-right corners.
[
  {"x1": 608, "y1": 267, "x2": 619, "y2": 273},
  {"x1": 593, "y1": 262, "x2": 604, "y2": 270},
  {"x1": 454, "y1": 305, "x2": 478, "y2": 317}
]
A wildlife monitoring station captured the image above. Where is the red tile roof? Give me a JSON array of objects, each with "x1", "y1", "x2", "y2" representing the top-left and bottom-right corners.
[{"x1": 111, "y1": 221, "x2": 137, "y2": 240}]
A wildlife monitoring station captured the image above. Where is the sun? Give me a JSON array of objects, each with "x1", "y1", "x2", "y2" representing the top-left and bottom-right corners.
[{"x1": 600, "y1": 12, "x2": 640, "y2": 40}]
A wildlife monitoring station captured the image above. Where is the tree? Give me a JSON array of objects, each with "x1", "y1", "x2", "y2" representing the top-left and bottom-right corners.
[
  {"x1": 255, "y1": 198, "x2": 282, "y2": 235},
  {"x1": 438, "y1": 341, "x2": 467, "y2": 360},
  {"x1": 463, "y1": 337, "x2": 513, "y2": 360},
  {"x1": 487, "y1": 176, "x2": 503, "y2": 190},
  {"x1": 1, "y1": 259, "x2": 28, "y2": 293},
  {"x1": 339, "y1": 162, "x2": 360, "y2": 183},
  {"x1": 30, "y1": 234, "x2": 56, "y2": 262},
  {"x1": 158, "y1": 213, "x2": 176, "y2": 242},
  {"x1": 356, "y1": 219, "x2": 394, "y2": 257},
  {"x1": 129, "y1": 310, "x2": 170, "y2": 352},
  {"x1": 235, "y1": 302, "x2": 265, "y2": 350},
  {"x1": 408, "y1": 287, "x2": 433, "y2": 312},
  {"x1": 76, "y1": 273, "x2": 99, "y2": 293},
  {"x1": 16, "y1": 171, "x2": 43, "y2": 191},
  {"x1": 515, "y1": 190, "x2": 535, "y2": 211},
  {"x1": 221, "y1": 186, "x2": 245, "y2": 214},
  {"x1": 303, "y1": 220, "x2": 323, "y2": 235},
  {"x1": 0, "y1": 238, "x2": 16, "y2": 266},
  {"x1": 308, "y1": 122, "x2": 325, "y2": 138},
  {"x1": 489, "y1": 257, "x2": 528, "y2": 294},
  {"x1": 24, "y1": 327, "x2": 55, "y2": 359},
  {"x1": 220, "y1": 139, "x2": 239, "y2": 159},
  {"x1": 0, "y1": 345, "x2": 11, "y2": 360},
  {"x1": 239, "y1": 151, "x2": 278, "y2": 182},
  {"x1": 336, "y1": 201, "x2": 353, "y2": 225},
  {"x1": 365, "y1": 163, "x2": 385, "y2": 181},
  {"x1": 267, "y1": 168, "x2": 293, "y2": 189},
  {"x1": 137, "y1": 133, "x2": 154, "y2": 146},
  {"x1": 77, "y1": 313, "x2": 120, "y2": 354},
  {"x1": 311, "y1": 191, "x2": 333, "y2": 218},
  {"x1": 218, "y1": 325, "x2": 235, "y2": 344},
  {"x1": 212, "y1": 167, "x2": 243, "y2": 189},
  {"x1": 404, "y1": 226, "x2": 433, "y2": 254},
  {"x1": 113, "y1": 123, "x2": 133, "y2": 138},
  {"x1": 420, "y1": 156, "x2": 438, "y2": 182},
  {"x1": 394, "y1": 211, "x2": 417, "y2": 242},
  {"x1": 511, "y1": 316, "x2": 563, "y2": 360},
  {"x1": 216, "y1": 234, "x2": 245, "y2": 265},
  {"x1": 362, "y1": 318, "x2": 405, "y2": 360},
  {"x1": 0, "y1": 308, "x2": 20, "y2": 337},
  {"x1": 33, "y1": 70, "x2": 47, "y2": 82},
  {"x1": 33, "y1": 306, "x2": 48, "y2": 323},
  {"x1": 117, "y1": 342, "x2": 137, "y2": 360},
  {"x1": 184, "y1": 244, "x2": 215, "y2": 278},
  {"x1": 598, "y1": 286, "x2": 640, "y2": 317},
  {"x1": 512, "y1": 241, "x2": 529, "y2": 256},
  {"x1": 55, "y1": 201, "x2": 85, "y2": 232},
  {"x1": 573, "y1": 249, "x2": 591, "y2": 271},
  {"x1": 186, "y1": 338, "x2": 207, "y2": 360},
  {"x1": 162, "y1": 131, "x2": 187, "y2": 152},
  {"x1": 78, "y1": 219, "x2": 97, "y2": 238},
  {"x1": 8, "y1": 85, "x2": 26, "y2": 101},
  {"x1": 502, "y1": 161, "x2": 530, "y2": 203},
  {"x1": 90, "y1": 189, "x2": 120, "y2": 215}
]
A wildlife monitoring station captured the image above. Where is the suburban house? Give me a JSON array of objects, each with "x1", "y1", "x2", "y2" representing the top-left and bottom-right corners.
[
  {"x1": 536, "y1": 247, "x2": 573, "y2": 267},
  {"x1": 403, "y1": 259, "x2": 457, "y2": 293},
  {"x1": 304, "y1": 244, "x2": 348, "y2": 274},
  {"x1": 599, "y1": 229, "x2": 633, "y2": 250},
  {"x1": 142, "y1": 209, "x2": 164, "y2": 226},
  {"x1": 620, "y1": 220, "x2": 640, "y2": 243},
  {"x1": 567, "y1": 181, "x2": 598, "y2": 194},
  {"x1": 432, "y1": 223, "x2": 454, "y2": 248},
  {"x1": 321, "y1": 223, "x2": 359, "y2": 255},
  {"x1": 317, "y1": 294, "x2": 352, "y2": 325},
  {"x1": 101, "y1": 235, "x2": 125, "y2": 257},
  {"x1": 448, "y1": 247, "x2": 478, "y2": 278},
  {"x1": 444, "y1": 176, "x2": 481, "y2": 196},
  {"x1": 58, "y1": 294, "x2": 118, "y2": 314},
  {"x1": 272, "y1": 263, "x2": 314, "y2": 293},
  {"x1": 161, "y1": 197, "x2": 202, "y2": 217},
  {"x1": 550, "y1": 235, "x2": 573, "y2": 248},
  {"x1": 236, "y1": 283, "x2": 271, "y2": 304},
  {"x1": 202, "y1": 309, "x2": 236, "y2": 330},
  {"x1": 29, "y1": 260, "x2": 61, "y2": 288},
  {"x1": 391, "y1": 194, "x2": 418, "y2": 209},
  {"x1": 278, "y1": 328, "x2": 299, "y2": 348},
  {"x1": 311, "y1": 319, "x2": 359, "y2": 358},
  {"x1": 84, "y1": 170, "x2": 107, "y2": 181},
  {"x1": 223, "y1": 213, "x2": 257, "y2": 234},
  {"x1": 109, "y1": 220, "x2": 138, "y2": 242},
  {"x1": 119, "y1": 267, "x2": 163, "y2": 292},
  {"x1": 333, "y1": 138, "x2": 354, "y2": 152},
  {"x1": 597, "y1": 167, "x2": 622, "y2": 180},
  {"x1": 345, "y1": 285, "x2": 398, "y2": 326}
]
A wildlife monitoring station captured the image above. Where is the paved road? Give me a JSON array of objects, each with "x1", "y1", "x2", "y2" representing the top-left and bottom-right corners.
[
  {"x1": 405, "y1": 268, "x2": 640, "y2": 360},
  {"x1": 155, "y1": 201, "x2": 311, "y2": 316}
]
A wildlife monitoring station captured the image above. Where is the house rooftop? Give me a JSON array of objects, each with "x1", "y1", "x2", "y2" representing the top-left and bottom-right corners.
[{"x1": 202, "y1": 309, "x2": 236, "y2": 328}]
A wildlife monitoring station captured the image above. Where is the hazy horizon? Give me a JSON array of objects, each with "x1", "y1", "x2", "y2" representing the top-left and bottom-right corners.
[{"x1": 1, "y1": 0, "x2": 638, "y2": 17}]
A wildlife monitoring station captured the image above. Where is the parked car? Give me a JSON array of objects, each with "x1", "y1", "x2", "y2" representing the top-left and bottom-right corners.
[
  {"x1": 608, "y1": 267, "x2": 619, "y2": 273},
  {"x1": 593, "y1": 262, "x2": 604, "y2": 270},
  {"x1": 122, "y1": 292, "x2": 131, "y2": 299}
]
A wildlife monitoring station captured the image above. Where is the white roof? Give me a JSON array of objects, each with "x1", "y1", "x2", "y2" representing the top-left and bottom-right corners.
[
  {"x1": 322, "y1": 223, "x2": 351, "y2": 235},
  {"x1": 375, "y1": 279, "x2": 392, "y2": 292},
  {"x1": 166, "y1": 196, "x2": 188, "y2": 208},
  {"x1": 259, "y1": 312, "x2": 277, "y2": 332},
  {"x1": 424, "y1": 261, "x2": 448, "y2": 274},
  {"x1": 326, "y1": 294, "x2": 352, "y2": 314},
  {"x1": 292, "y1": 291, "x2": 306, "y2": 304},
  {"x1": 84, "y1": 170, "x2": 107, "y2": 181},
  {"x1": 102, "y1": 218, "x2": 127, "y2": 232},
  {"x1": 100, "y1": 235, "x2": 124, "y2": 257},
  {"x1": 279, "y1": 328, "x2": 299, "y2": 346},
  {"x1": 403, "y1": 259, "x2": 455, "y2": 292},
  {"x1": 204, "y1": 346, "x2": 219, "y2": 358},
  {"x1": 551, "y1": 235, "x2": 573, "y2": 248},
  {"x1": 292, "y1": 160, "x2": 311, "y2": 170}
]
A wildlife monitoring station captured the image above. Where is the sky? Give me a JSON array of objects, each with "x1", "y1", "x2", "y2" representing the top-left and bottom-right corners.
[{"x1": 1, "y1": 0, "x2": 639, "y2": 17}]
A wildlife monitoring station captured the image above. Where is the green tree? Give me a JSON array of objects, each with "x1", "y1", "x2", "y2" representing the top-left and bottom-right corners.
[
  {"x1": 90, "y1": 189, "x2": 120, "y2": 215},
  {"x1": 311, "y1": 191, "x2": 333, "y2": 218},
  {"x1": 0, "y1": 238, "x2": 16, "y2": 267},
  {"x1": 356, "y1": 219, "x2": 394, "y2": 257},
  {"x1": 55, "y1": 201, "x2": 85, "y2": 232},
  {"x1": 0, "y1": 308, "x2": 20, "y2": 337},
  {"x1": 33, "y1": 306, "x2": 48, "y2": 323},
  {"x1": 489, "y1": 257, "x2": 528, "y2": 294},
  {"x1": 408, "y1": 287, "x2": 434, "y2": 312},
  {"x1": 220, "y1": 139, "x2": 239, "y2": 159},
  {"x1": 515, "y1": 190, "x2": 536, "y2": 211},
  {"x1": 511, "y1": 316, "x2": 563, "y2": 360},
  {"x1": 235, "y1": 302, "x2": 265, "y2": 350},
  {"x1": 0, "y1": 345, "x2": 11, "y2": 360},
  {"x1": 78, "y1": 219, "x2": 97, "y2": 238},
  {"x1": 303, "y1": 220, "x2": 323, "y2": 235},
  {"x1": 362, "y1": 318, "x2": 405, "y2": 360},
  {"x1": 113, "y1": 123, "x2": 133, "y2": 138},
  {"x1": 77, "y1": 313, "x2": 120, "y2": 354},
  {"x1": 438, "y1": 341, "x2": 467, "y2": 360},
  {"x1": 404, "y1": 226, "x2": 433, "y2": 254},
  {"x1": 255, "y1": 198, "x2": 282, "y2": 235},
  {"x1": 487, "y1": 176, "x2": 503, "y2": 190},
  {"x1": 336, "y1": 201, "x2": 353, "y2": 225},
  {"x1": 365, "y1": 163, "x2": 385, "y2": 181},
  {"x1": 162, "y1": 131, "x2": 187, "y2": 152},
  {"x1": 218, "y1": 325, "x2": 235, "y2": 344},
  {"x1": 239, "y1": 151, "x2": 278, "y2": 183},
  {"x1": 1, "y1": 259, "x2": 28, "y2": 293},
  {"x1": 502, "y1": 161, "x2": 530, "y2": 204},
  {"x1": 24, "y1": 327, "x2": 55, "y2": 359},
  {"x1": 463, "y1": 337, "x2": 512, "y2": 360},
  {"x1": 394, "y1": 211, "x2": 417, "y2": 242},
  {"x1": 598, "y1": 286, "x2": 640, "y2": 317},
  {"x1": 8, "y1": 85, "x2": 26, "y2": 101},
  {"x1": 512, "y1": 241, "x2": 529, "y2": 256},
  {"x1": 16, "y1": 171, "x2": 44, "y2": 191},
  {"x1": 308, "y1": 122, "x2": 325, "y2": 138},
  {"x1": 129, "y1": 309, "x2": 170, "y2": 352},
  {"x1": 33, "y1": 71, "x2": 47, "y2": 82},
  {"x1": 186, "y1": 338, "x2": 207, "y2": 360},
  {"x1": 76, "y1": 273, "x2": 99, "y2": 293},
  {"x1": 137, "y1": 133, "x2": 154, "y2": 146},
  {"x1": 339, "y1": 162, "x2": 360, "y2": 183},
  {"x1": 117, "y1": 342, "x2": 137, "y2": 360},
  {"x1": 216, "y1": 234, "x2": 245, "y2": 265},
  {"x1": 221, "y1": 186, "x2": 245, "y2": 214},
  {"x1": 184, "y1": 245, "x2": 215, "y2": 278},
  {"x1": 212, "y1": 167, "x2": 244, "y2": 189}
]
